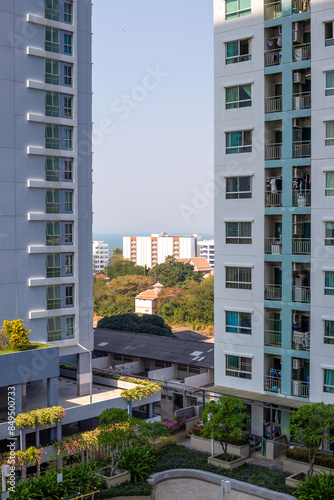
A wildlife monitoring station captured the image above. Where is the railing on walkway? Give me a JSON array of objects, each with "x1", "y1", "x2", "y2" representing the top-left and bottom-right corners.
[
  {"x1": 264, "y1": 1, "x2": 282, "y2": 20},
  {"x1": 292, "y1": 238, "x2": 311, "y2": 255},
  {"x1": 62, "y1": 489, "x2": 100, "y2": 500},
  {"x1": 265, "y1": 191, "x2": 282, "y2": 207},
  {"x1": 264, "y1": 375, "x2": 281, "y2": 393},
  {"x1": 293, "y1": 190, "x2": 311, "y2": 207},
  {"x1": 292, "y1": 285, "x2": 310, "y2": 303},
  {"x1": 293, "y1": 141, "x2": 311, "y2": 158},
  {"x1": 292, "y1": 0, "x2": 310, "y2": 13},
  {"x1": 293, "y1": 92, "x2": 311, "y2": 110},
  {"x1": 291, "y1": 380, "x2": 309, "y2": 398},
  {"x1": 265, "y1": 96, "x2": 282, "y2": 113},
  {"x1": 264, "y1": 330, "x2": 282, "y2": 347},
  {"x1": 265, "y1": 284, "x2": 282, "y2": 301},
  {"x1": 292, "y1": 331, "x2": 310, "y2": 351},
  {"x1": 265, "y1": 143, "x2": 282, "y2": 160},
  {"x1": 265, "y1": 49, "x2": 282, "y2": 67},
  {"x1": 292, "y1": 43, "x2": 311, "y2": 62},
  {"x1": 265, "y1": 238, "x2": 282, "y2": 254}
]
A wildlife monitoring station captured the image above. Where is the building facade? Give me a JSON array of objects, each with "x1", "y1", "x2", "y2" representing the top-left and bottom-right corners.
[
  {"x1": 0, "y1": 0, "x2": 93, "y2": 397},
  {"x1": 214, "y1": 0, "x2": 334, "y2": 437},
  {"x1": 197, "y1": 239, "x2": 215, "y2": 268},
  {"x1": 123, "y1": 232, "x2": 198, "y2": 267},
  {"x1": 93, "y1": 240, "x2": 110, "y2": 273}
]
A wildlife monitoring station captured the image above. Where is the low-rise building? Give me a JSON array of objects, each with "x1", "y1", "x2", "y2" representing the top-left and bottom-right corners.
[
  {"x1": 176, "y1": 257, "x2": 213, "y2": 276},
  {"x1": 197, "y1": 239, "x2": 215, "y2": 268},
  {"x1": 135, "y1": 282, "x2": 164, "y2": 314}
]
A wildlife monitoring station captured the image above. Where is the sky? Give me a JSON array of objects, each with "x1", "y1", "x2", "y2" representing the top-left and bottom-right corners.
[{"x1": 92, "y1": 0, "x2": 214, "y2": 235}]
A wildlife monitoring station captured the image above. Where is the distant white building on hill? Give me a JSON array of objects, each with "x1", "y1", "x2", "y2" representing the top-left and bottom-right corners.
[
  {"x1": 93, "y1": 241, "x2": 110, "y2": 273},
  {"x1": 123, "y1": 232, "x2": 198, "y2": 268},
  {"x1": 135, "y1": 282, "x2": 164, "y2": 315},
  {"x1": 197, "y1": 239, "x2": 215, "y2": 268}
]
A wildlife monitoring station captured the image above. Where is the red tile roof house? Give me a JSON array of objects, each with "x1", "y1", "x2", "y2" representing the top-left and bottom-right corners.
[
  {"x1": 135, "y1": 282, "x2": 164, "y2": 315},
  {"x1": 176, "y1": 257, "x2": 213, "y2": 276}
]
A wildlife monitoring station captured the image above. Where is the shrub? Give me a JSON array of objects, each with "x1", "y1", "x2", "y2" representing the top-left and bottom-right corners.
[
  {"x1": 2, "y1": 319, "x2": 31, "y2": 350},
  {"x1": 162, "y1": 414, "x2": 190, "y2": 434},
  {"x1": 95, "y1": 481, "x2": 152, "y2": 499},
  {"x1": 120, "y1": 445, "x2": 157, "y2": 483},
  {"x1": 154, "y1": 436, "x2": 177, "y2": 451},
  {"x1": 293, "y1": 471, "x2": 334, "y2": 499},
  {"x1": 286, "y1": 447, "x2": 334, "y2": 470},
  {"x1": 97, "y1": 313, "x2": 174, "y2": 337},
  {"x1": 15, "y1": 406, "x2": 66, "y2": 429}
]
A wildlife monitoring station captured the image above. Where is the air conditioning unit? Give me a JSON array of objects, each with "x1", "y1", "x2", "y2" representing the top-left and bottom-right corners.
[
  {"x1": 293, "y1": 30, "x2": 304, "y2": 44},
  {"x1": 293, "y1": 72, "x2": 305, "y2": 84},
  {"x1": 293, "y1": 262, "x2": 300, "y2": 272},
  {"x1": 293, "y1": 118, "x2": 303, "y2": 128},
  {"x1": 293, "y1": 22, "x2": 303, "y2": 32},
  {"x1": 292, "y1": 358, "x2": 303, "y2": 369},
  {"x1": 294, "y1": 214, "x2": 304, "y2": 224},
  {"x1": 292, "y1": 380, "x2": 302, "y2": 396}
]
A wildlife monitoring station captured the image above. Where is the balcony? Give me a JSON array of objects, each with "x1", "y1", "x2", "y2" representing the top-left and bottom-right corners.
[
  {"x1": 293, "y1": 92, "x2": 311, "y2": 110},
  {"x1": 291, "y1": 380, "x2": 309, "y2": 398},
  {"x1": 292, "y1": 285, "x2": 310, "y2": 303},
  {"x1": 265, "y1": 96, "x2": 282, "y2": 114},
  {"x1": 292, "y1": 238, "x2": 310, "y2": 255},
  {"x1": 292, "y1": 331, "x2": 310, "y2": 351},
  {"x1": 265, "y1": 238, "x2": 282, "y2": 254},
  {"x1": 265, "y1": 191, "x2": 282, "y2": 207},
  {"x1": 292, "y1": 0, "x2": 310, "y2": 13},
  {"x1": 264, "y1": 330, "x2": 282, "y2": 347},
  {"x1": 293, "y1": 140, "x2": 311, "y2": 158},
  {"x1": 265, "y1": 284, "x2": 282, "y2": 301},
  {"x1": 265, "y1": 143, "x2": 282, "y2": 160},
  {"x1": 292, "y1": 43, "x2": 311, "y2": 62},
  {"x1": 264, "y1": 374, "x2": 281, "y2": 393},
  {"x1": 265, "y1": 49, "x2": 282, "y2": 67},
  {"x1": 293, "y1": 190, "x2": 311, "y2": 207},
  {"x1": 264, "y1": 1, "x2": 282, "y2": 20}
]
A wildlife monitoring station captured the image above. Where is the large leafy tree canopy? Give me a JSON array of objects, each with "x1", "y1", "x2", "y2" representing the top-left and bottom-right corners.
[
  {"x1": 104, "y1": 255, "x2": 146, "y2": 280},
  {"x1": 148, "y1": 256, "x2": 202, "y2": 288}
]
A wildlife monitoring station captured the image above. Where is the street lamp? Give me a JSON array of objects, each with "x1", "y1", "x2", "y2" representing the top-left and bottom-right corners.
[{"x1": 77, "y1": 344, "x2": 92, "y2": 404}]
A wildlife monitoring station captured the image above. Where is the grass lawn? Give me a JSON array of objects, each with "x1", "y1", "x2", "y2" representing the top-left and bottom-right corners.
[{"x1": 0, "y1": 343, "x2": 52, "y2": 355}]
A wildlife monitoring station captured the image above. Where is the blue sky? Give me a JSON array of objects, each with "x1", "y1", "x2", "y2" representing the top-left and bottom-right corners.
[{"x1": 92, "y1": 0, "x2": 213, "y2": 235}]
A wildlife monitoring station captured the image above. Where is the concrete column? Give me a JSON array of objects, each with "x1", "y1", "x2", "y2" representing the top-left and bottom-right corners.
[
  {"x1": 20, "y1": 429, "x2": 26, "y2": 451},
  {"x1": 76, "y1": 352, "x2": 91, "y2": 396},
  {"x1": 281, "y1": 409, "x2": 291, "y2": 441},
  {"x1": 148, "y1": 403, "x2": 154, "y2": 419},
  {"x1": 47, "y1": 377, "x2": 58, "y2": 407},
  {"x1": 127, "y1": 401, "x2": 132, "y2": 416},
  {"x1": 22, "y1": 383, "x2": 27, "y2": 409},
  {"x1": 251, "y1": 405, "x2": 263, "y2": 436},
  {"x1": 13, "y1": 384, "x2": 23, "y2": 416}
]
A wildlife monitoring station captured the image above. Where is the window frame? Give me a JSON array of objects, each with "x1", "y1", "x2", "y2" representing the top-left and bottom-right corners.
[
  {"x1": 64, "y1": 191, "x2": 73, "y2": 212},
  {"x1": 325, "y1": 22, "x2": 334, "y2": 47},
  {"x1": 64, "y1": 33, "x2": 72, "y2": 54},
  {"x1": 326, "y1": 171, "x2": 334, "y2": 196},
  {"x1": 226, "y1": 221, "x2": 252, "y2": 244},
  {"x1": 64, "y1": 128, "x2": 72, "y2": 149},
  {"x1": 225, "y1": 38, "x2": 251, "y2": 65},
  {"x1": 45, "y1": 59, "x2": 59, "y2": 85},
  {"x1": 226, "y1": 130, "x2": 252, "y2": 154},
  {"x1": 64, "y1": 223, "x2": 73, "y2": 243},
  {"x1": 325, "y1": 121, "x2": 334, "y2": 146},
  {"x1": 65, "y1": 254, "x2": 73, "y2": 274},
  {"x1": 46, "y1": 124, "x2": 60, "y2": 149},
  {"x1": 64, "y1": 160, "x2": 73, "y2": 180},
  {"x1": 226, "y1": 266, "x2": 252, "y2": 290},
  {"x1": 226, "y1": 355, "x2": 252, "y2": 379},
  {"x1": 45, "y1": 27, "x2": 59, "y2": 53},
  {"x1": 46, "y1": 188, "x2": 60, "y2": 213},
  {"x1": 325, "y1": 271, "x2": 334, "y2": 295},
  {"x1": 64, "y1": 2, "x2": 73, "y2": 23},
  {"x1": 226, "y1": 84, "x2": 252, "y2": 109},
  {"x1": 47, "y1": 285, "x2": 61, "y2": 310},
  {"x1": 64, "y1": 96, "x2": 72, "y2": 117},
  {"x1": 46, "y1": 253, "x2": 60, "y2": 278},
  {"x1": 64, "y1": 65, "x2": 72, "y2": 86},
  {"x1": 45, "y1": 0, "x2": 59, "y2": 21},
  {"x1": 325, "y1": 71, "x2": 334, "y2": 97},
  {"x1": 46, "y1": 221, "x2": 60, "y2": 246},
  {"x1": 325, "y1": 222, "x2": 334, "y2": 246},
  {"x1": 226, "y1": 176, "x2": 252, "y2": 199},
  {"x1": 66, "y1": 317, "x2": 74, "y2": 337},
  {"x1": 65, "y1": 285, "x2": 74, "y2": 306},
  {"x1": 324, "y1": 369, "x2": 334, "y2": 393},
  {"x1": 226, "y1": 311, "x2": 252, "y2": 335},
  {"x1": 225, "y1": 0, "x2": 251, "y2": 21},
  {"x1": 47, "y1": 316, "x2": 61, "y2": 341},
  {"x1": 45, "y1": 91, "x2": 59, "y2": 117},
  {"x1": 45, "y1": 157, "x2": 60, "y2": 182},
  {"x1": 324, "y1": 320, "x2": 334, "y2": 344}
]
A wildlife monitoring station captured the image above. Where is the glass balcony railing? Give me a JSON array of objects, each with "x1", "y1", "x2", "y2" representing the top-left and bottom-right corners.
[
  {"x1": 265, "y1": 143, "x2": 282, "y2": 160},
  {"x1": 293, "y1": 190, "x2": 311, "y2": 207},
  {"x1": 265, "y1": 284, "x2": 282, "y2": 300},
  {"x1": 293, "y1": 92, "x2": 311, "y2": 110},
  {"x1": 291, "y1": 380, "x2": 309, "y2": 398},
  {"x1": 265, "y1": 96, "x2": 282, "y2": 114},
  {"x1": 265, "y1": 49, "x2": 282, "y2": 67},
  {"x1": 292, "y1": 285, "x2": 310, "y2": 303},
  {"x1": 292, "y1": 238, "x2": 311, "y2": 254},
  {"x1": 292, "y1": 0, "x2": 310, "y2": 13},
  {"x1": 265, "y1": 191, "x2": 282, "y2": 207},
  {"x1": 265, "y1": 238, "x2": 282, "y2": 254},
  {"x1": 264, "y1": 1, "x2": 282, "y2": 20},
  {"x1": 293, "y1": 141, "x2": 311, "y2": 158},
  {"x1": 264, "y1": 330, "x2": 282, "y2": 347},
  {"x1": 292, "y1": 43, "x2": 311, "y2": 62},
  {"x1": 264, "y1": 375, "x2": 281, "y2": 393}
]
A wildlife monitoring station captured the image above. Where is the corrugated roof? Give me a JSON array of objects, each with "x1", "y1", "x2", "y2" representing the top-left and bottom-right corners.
[{"x1": 94, "y1": 328, "x2": 214, "y2": 368}]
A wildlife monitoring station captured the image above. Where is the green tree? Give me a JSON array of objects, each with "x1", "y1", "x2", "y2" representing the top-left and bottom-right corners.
[
  {"x1": 202, "y1": 396, "x2": 250, "y2": 461},
  {"x1": 289, "y1": 403, "x2": 334, "y2": 477},
  {"x1": 104, "y1": 255, "x2": 145, "y2": 280},
  {"x1": 148, "y1": 256, "x2": 202, "y2": 288},
  {"x1": 141, "y1": 421, "x2": 171, "y2": 444},
  {"x1": 109, "y1": 275, "x2": 153, "y2": 296},
  {"x1": 112, "y1": 247, "x2": 123, "y2": 256}
]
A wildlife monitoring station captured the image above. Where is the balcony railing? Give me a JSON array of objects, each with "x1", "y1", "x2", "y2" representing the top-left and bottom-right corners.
[
  {"x1": 265, "y1": 192, "x2": 282, "y2": 207},
  {"x1": 293, "y1": 190, "x2": 311, "y2": 207},
  {"x1": 293, "y1": 141, "x2": 311, "y2": 158},
  {"x1": 265, "y1": 284, "x2": 282, "y2": 300},
  {"x1": 265, "y1": 49, "x2": 282, "y2": 67},
  {"x1": 264, "y1": 330, "x2": 282, "y2": 347},
  {"x1": 264, "y1": 375, "x2": 281, "y2": 393},
  {"x1": 292, "y1": 43, "x2": 311, "y2": 62},
  {"x1": 292, "y1": 238, "x2": 311, "y2": 255},
  {"x1": 291, "y1": 380, "x2": 309, "y2": 398},
  {"x1": 293, "y1": 92, "x2": 311, "y2": 110},
  {"x1": 265, "y1": 143, "x2": 282, "y2": 160},
  {"x1": 292, "y1": 0, "x2": 310, "y2": 13},
  {"x1": 264, "y1": 1, "x2": 282, "y2": 20},
  {"x1": 265, "y1": 238, "x2": 282, "y2": 254},
  {"x1": 292, "y1": 285, "x2": 310, "y2": 303},
  {"x1": 292, "y1": 331, "x2": 310, "y2": 351},
  {"x1": 265, "y1": 96, "x2": 282, "y2": 114}
]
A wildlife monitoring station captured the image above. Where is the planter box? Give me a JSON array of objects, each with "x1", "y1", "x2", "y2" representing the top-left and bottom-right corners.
[
  {"x1": 285, "y1": 472, "x2": 306, "y2": 488},
  {"x1": 190, "y1": 435, "x2": 250, "y2": 458},
  {"x1": 283, "y1": 457, "x2": 334, "y2": 476},
  {"x1": 208, "y1": 453, "x2": 247, "y2": 470},
  {"x1": 99, "y1": 469, "x2": 131, "y2": 488},
  {"x1": 173, "y1": 429, "x2": 188, "y2": 443},
  {"x1": 185, "y1": 416, "x2": 200, "y2": 434}
]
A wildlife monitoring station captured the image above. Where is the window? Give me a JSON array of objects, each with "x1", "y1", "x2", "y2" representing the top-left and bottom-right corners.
[
  {"x1": 325, "y1": 22, "x2": 334, "y2": 47},
  {"x1": 47, "y1": 285, "x2": 61, "y2": 310},
  {"x1": 178, "y1": 364, "x2": 188, "y2": 373},
  {"x1": 64, "y1": 34, "x2": 72, "y2": 54},
  {"x1": 326, "y1": 122, "x2": 334, "y2": 146},
  {"x1": 226, "y1": 39, "x2": 251, "y2": 64},
  {"x1": 66, "y1": 317, "x2": 74, "y2": 337},
  {"x1": 64, "y1": 128, "x2": 72, "y2": 149},
  {"x1": 46, "y1": 254, "x2": 60, "y2": 278},
  {"x1": 226, "y1": 222, "x2": 252, "y2": 244},
  {"x1": 45, "y1": 27, "x2": 59, "y2": 53},
  {"x1": 46, "y1": 221, "x2": 60, "y2": 246},
  {"x1": 226, "y1": 0, "x2": 251, "y2": 20},
  {"x1": 326, "y1": 72, "x2": 334, "y2": 96},
  {"x1": 64, "y1": 65, "x2": 72, "y2": 86},
  {"x1": 64, "y1": 97, "x2": 72, "y2": 117},
  {"x1": 189, "y1": 366, "x2": 201, "y2": 375},
  {"x1": 46, "y1": 189, "x2": 60, "y2": 213},
  {"x1": 45, "y1": 60, "x2": 59, "y2": 85},
  {"x1": 226, "y1": 266, "x2": 252, "y2": 289},
  {"x1": 226, "y1": 130, "x2": 252, "y2": 154},
  {"x1": 325, "y1": 222, "x2": 334, "y2": 246},
  {"x1": 324, "y1": 369, "x2": 334, "y2": 393},
  {"x1": 155, "y1": 361, "x2": 165, "y2": 368},
  {"x1": 65, "y1": 255, "x2": 73, "y2": 274},
  {"x1": 45, "y1": 0, "x2": 59, "y2": 21},
  {"x1": 47, "y1": 317, "x2": 61, "y2": 341},
  {"x1": 226, "y1": 355, "x2": 252, "y2": 379},
  {"x1": 46, "y1": 124, "x2": 59, "y2": 149},
  {"x1": 64, "y1": 2, "x2": 72, "y2": 23},
  {"x1": 326, "y1": 172, "x2": 334, "y2": 196},
  {"x1": 226, "y1": 176, "x2": 251, "y2": 199},
  {"x1": 64, "y1": 160, "x2": 73, "y2": 180},
  {"x1": 325, "y1": 271, "x2": 334, "y2": 295},
  {"x1": 65, "y1": 285, "x2": 74, "y2": 306},
  {"x1": 226, "y1": 311, "x2": 251, "y2": 334},
  {"x1": 226, "y1": 85, "x2": 251, "y2": 109},
  {"x1": 324, "y1": 320, "x2": 334, "y2": 344},
  {"x1": 45, "y1": 92, "x2": 59, "y2": 117},
  {"x1": 45, "y1": 157, "x2": 60, "y2": 182},
  {"x1": 65, "y1": 223, "x2": 73, "y2": 243},
  {"x1": 65, "y1": 192, "x2": 73, "y2": 212}
]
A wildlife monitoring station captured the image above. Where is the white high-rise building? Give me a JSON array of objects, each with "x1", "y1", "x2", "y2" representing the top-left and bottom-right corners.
[
  {"x1": 214, "y1": 0, "x2": 334, "y2": 437},
  {"x1": 198, "y1": 239, "x2": 215, "y2": 268},
  {"x1": 93, "y1": 240, "x2": 110, "y2": 273}
]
